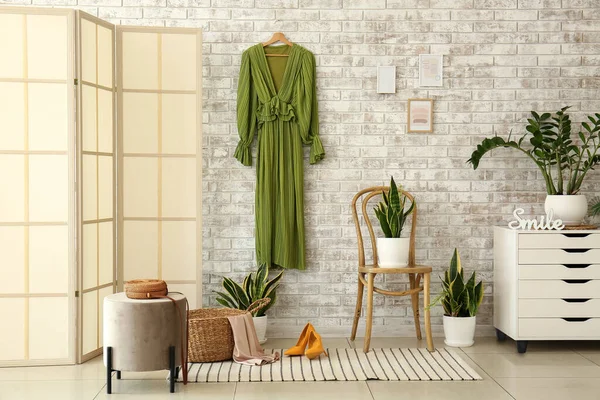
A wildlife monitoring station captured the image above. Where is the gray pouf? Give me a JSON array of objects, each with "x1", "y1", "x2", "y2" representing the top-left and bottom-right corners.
[{"x1": 103, "y1": 292, "x2": 187, "y2": 393}]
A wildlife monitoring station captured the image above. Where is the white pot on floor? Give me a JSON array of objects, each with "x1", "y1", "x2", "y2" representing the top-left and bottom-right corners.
[
  {"x1": 545, "y1": 194, "x2": 587, "y2": 226},
  {"x1": 377, "y1": 237, "x2": 410, "y2": 268},
  {"x1": 443, "y1": 315, "x2": 476, "y2": 348},
  {"x1": 253, "y1": 315, "x2": 268, "y2": 344}
]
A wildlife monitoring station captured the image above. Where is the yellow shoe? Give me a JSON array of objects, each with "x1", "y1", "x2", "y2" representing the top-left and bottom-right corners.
[
  {"x1": 305, "y1": 330, "x2": 327, "y2": 360},
  {"x1": 284, "y1": 323, "x2": 314, "y2": 356}
]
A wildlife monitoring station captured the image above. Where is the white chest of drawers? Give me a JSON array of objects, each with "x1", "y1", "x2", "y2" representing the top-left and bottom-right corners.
[{"x1": 494, "y1": 226, "x2": 600, "y2": 353}]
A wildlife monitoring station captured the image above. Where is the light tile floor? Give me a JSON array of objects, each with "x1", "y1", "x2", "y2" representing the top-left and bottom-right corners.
[{"x1": 3, "y1": 337, "x2": 600, "y2": 399}]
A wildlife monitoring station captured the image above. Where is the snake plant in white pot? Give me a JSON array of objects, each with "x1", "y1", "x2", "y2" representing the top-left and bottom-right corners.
[
  {"x1": 430, "y1": 249, "x2": 483, "y2": 347},
  {"x1": 214, "y1": 263, "x2": 283, "y2": 344},
  {"x1": 373, "y1": 177, "x2": 415, "y2": 268}
]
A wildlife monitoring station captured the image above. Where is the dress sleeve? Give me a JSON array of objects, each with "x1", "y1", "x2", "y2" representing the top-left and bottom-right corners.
[
  {"x1": 297, "y1": 52, "x2": 325, "y2": 164},
  {"x1": 234, "y1": 51, "x2": 258, "y2": 166}
]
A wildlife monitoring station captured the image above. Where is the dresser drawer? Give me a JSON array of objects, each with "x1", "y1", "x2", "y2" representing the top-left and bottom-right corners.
[
  {"x1": 519, "y1": 264, "x2": 600, "y2": 280},
  {"x1": 519, "y1": 233, "x2": 600, "y2": 249},
  {"x1": 519, "y1": 249, "x2": 600, "y2": 265},
  {"x1": 519, "y1": 318, "x2": 600, "y2": 338},
  {"x1": 519, "y1": 279, "x2": 600, "y2": 299},
  {"x1": 519, "y1": 299, "x2": 600, "y2": 317}
]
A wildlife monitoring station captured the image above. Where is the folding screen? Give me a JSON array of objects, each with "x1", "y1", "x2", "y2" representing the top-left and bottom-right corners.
[
  {"x1": 0, "y1": 7, "x2": 202, "y2": 367},
  {"x1": 77, "y1": 12, "x2": 116, "y2": 362},
  {"x1": 117, "y1": 27, "x2": 203, "y2": 308},
  {"x1": 0, "y1": 8, "x2": 77, "y2": 366}
]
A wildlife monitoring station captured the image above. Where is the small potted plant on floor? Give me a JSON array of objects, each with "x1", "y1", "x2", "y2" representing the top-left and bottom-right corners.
[
  {"x1": 214, "y1": 263, "x2": 283, "y2": 344},
  {"x1": 430, "y1": 249, "x2": 483, "y2": 348},
  {"x1": 373, "y1": 176, "x2": 415, "y2": 268},
  {"x1": 468, "y1": 106, "x2": 600, "y2": 225}
]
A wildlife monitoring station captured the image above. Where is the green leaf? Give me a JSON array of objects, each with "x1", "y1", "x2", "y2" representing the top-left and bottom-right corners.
[
  {"x1": 223, "y1": 277, "x2": 250, "y2": 309},
  {"x1": 216, "y1": 297, "x2": 233, "y2": 308},
  {"x1": 214, "y1": 291, "x2": 239, "y2": 309},
  {"x1": 389, "y1": 176, "x2": 400, "y2": 212},
  {"x1": 262, "y1": 269, "x2": 284, "y2": 298},
  {"x1": 467, "y1": 136, "x2": 522, "y2": 170}
]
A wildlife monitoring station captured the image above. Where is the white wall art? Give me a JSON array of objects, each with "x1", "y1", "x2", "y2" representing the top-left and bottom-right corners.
[
  {"x1": 508, "y1": 208, "x2": 565, "y2": 231},
  {"x1": 407, "y1": 98, "x2": 433, "y2": 133},
  {"x1": 419, "y1": 54, "x2": 443, "y2": 87},
  {"x1": 376, "y1": 66, "x2": 396, "y2": 94}
]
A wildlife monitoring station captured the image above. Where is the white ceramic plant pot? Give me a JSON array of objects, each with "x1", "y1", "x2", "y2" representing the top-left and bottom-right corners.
[
  {"x1": 377, "y1": 237, "x2": 410, "y2": 268},
  {"x1": 545, "y1": 194, "x2": 587, "y2": 226},
  {"x1": 443, "y1": 315, "x2": 476, "y2": 348},
  {"x1": 253, "y1": 315, "x2": 268, "y2": 344}
]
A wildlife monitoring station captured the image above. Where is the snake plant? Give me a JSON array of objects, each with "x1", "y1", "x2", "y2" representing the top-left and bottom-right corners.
[
  {"x1": 468, "y1": 106, "x2": 600, "y2": 195},
  {"x1": 430, "y1": 249, "x2": 483, "y2": 318},
  {"x1": 214, "y1": 263, "x2": 284, "y2": 317},
  {"x1": 373, "y1": 176, "x2": 415, "y2": 238}
]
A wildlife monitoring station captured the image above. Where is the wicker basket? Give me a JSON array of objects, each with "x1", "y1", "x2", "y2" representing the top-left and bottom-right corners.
[
  {"x1": 187, "y1": 308, "x2": 248, "y2": 363},
  {"x1": 187, "y1": 298, "x2": 271, "y2": 363}
]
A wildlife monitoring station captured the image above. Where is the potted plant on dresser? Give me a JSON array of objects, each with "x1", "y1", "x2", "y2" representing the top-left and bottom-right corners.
[
  {"x1": 468, "y1": 107, "x2": 600, "y2": 225},
  {"x1": 214, "y1": 263, "x2": 283, "y2": 344},
  {"x1": 374, "y1": 176, "x2": 415, "y2": 268},
  {"x1": 430, "y1": 249, "x2": 483, "y2": 347}
]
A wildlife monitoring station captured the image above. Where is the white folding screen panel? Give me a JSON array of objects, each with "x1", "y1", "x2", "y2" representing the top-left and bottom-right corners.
[
  {"x1": 0, "y1": 7, "x2": 76, "y2": 366},
  {"x1": 117, "y1": 27, "x2": 203, "y2": 308},
  {"x1": 0, "y1": 8, "x2": 202, "y2": 366},
  {"x1": 76, "y1": 12, "x2": 116, "y2": 362}
]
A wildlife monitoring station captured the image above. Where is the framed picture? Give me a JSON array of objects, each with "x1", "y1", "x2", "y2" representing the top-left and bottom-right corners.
[
  {"x1": 377, "y1": 66, "x2": 396, "y2": 94},
  {"x1": 419, "y1": 54, "x2": 443, "y2": 87},
  {"x1": 407, "y1": 99, "x2": 433, "y2": 133}
]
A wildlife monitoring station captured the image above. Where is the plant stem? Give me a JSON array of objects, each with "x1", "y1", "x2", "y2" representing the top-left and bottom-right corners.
[{"x1": 555, "y1": 149, "x2": 563, "y2": 195}]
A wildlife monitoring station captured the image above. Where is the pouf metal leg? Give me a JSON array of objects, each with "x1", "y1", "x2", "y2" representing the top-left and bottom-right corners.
[
  {"x1": 116, "y1": 371, "x2": 121, "y2": 380},
  {"x1": 106, "y1": 347, "x2": 113, "y2": 394},
  {"x1": 169, "y1": 346, "x2": 175, "y2": 393}
]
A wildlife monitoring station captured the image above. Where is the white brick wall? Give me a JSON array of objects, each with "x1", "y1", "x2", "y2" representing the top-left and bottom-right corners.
[{"x1": 7, "y1": 0, "x2": 600, "y2": 337}]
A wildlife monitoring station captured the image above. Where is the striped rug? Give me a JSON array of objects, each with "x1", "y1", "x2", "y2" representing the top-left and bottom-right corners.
[{"x1": 179, "y1": 348, "x2": 482, "y2": 382}]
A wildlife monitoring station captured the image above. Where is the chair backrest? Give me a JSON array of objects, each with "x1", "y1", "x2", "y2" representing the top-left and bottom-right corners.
[{"x1": 351, "y1": 186, "x2": 417, "y2": 268}]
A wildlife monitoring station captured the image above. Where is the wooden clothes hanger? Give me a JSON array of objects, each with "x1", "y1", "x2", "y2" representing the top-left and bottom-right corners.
[{"x1": 262, "y1": 32, "x2": 293, "y2": 57}]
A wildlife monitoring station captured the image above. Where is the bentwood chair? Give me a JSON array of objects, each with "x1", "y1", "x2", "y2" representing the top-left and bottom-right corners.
[{"x1": 350, "y1": 186, "x2": 434, "y2": 353}]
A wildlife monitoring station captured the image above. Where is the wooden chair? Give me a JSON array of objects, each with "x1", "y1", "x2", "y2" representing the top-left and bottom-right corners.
[{"x1": 350, "y1": 186, "x2": 435, "y2": 353}]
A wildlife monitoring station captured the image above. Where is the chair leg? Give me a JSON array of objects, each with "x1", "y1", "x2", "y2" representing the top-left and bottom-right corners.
[
  {"x1": 409, "y1": 273, "x2": 422, "y2": 340},
  {"x1": 363, "y1": 273, "x2": 375, "y2": 353},
  {"x1": 350, "y1": 273, "x2": 364, "y2": 341},
  {"x1": 423, "y1": 272, "x2": 435, "y2": 352}
]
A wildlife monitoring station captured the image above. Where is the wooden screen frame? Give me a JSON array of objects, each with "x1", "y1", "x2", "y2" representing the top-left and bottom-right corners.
[
  {"x1": 116, "y1": 26, "x2": 203, "y2": 307},
  {"x1": 75, "y1": 10, "x2": 117, "y2": 364},
  {"x1": 0, "y1": 6, "x2": 78, "y2": 367}
]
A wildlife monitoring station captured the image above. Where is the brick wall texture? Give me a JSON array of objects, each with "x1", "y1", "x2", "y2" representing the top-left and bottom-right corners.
[{"x1": 9, "y1": 0, "x2": 600, "y2": 337}]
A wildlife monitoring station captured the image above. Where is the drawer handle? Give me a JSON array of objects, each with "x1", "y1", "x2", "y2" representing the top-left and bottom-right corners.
[
  {"x1": 562, "y1": 233, "x2": 591, "y2": 238},
  {"x1": 562, "y1": 279, "x2": 591, "y2": 284},
  {"x1": 562, "y1": 318, "x2": 591, "y2": 322},
  {"x1": 563, "y1": 264, "x2": 591, "y2": 269},
  {"x1": 563, "y1": 249, "x2": 591, "y2": 253},
  {"x1": 562, "y1": 298, "x2": 591, "y2": 303}
]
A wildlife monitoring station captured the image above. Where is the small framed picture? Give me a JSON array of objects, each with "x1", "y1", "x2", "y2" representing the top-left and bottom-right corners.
[
  {"x1": 407, "y1": 99, "x2": 433, "y2": 133},
  {"x1": 377, "y1": 66, "x2": 396, "y2": 94},
  {"x1": 419, "y1": 54, "x2": 443, "y2": 87}
]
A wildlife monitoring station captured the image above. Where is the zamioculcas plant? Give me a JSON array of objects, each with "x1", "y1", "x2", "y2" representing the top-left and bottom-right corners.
[
  {"x1": 468, "y1": 106, "x2": 600, "y2": 195},
  {"x1": 214, "y1": 263, "x2": 284, "y2": 317},
  {"x1": 430, "y1": 249, "x2": 483, "y2": 318},
  {"x1": 373, "y1": 176, "x2": 415, "y2": 238}
]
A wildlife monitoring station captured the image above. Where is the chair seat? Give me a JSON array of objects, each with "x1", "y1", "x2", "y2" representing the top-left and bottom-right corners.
[{"x1": 359, "y1": 264, "x2": 432, "y2": 274}]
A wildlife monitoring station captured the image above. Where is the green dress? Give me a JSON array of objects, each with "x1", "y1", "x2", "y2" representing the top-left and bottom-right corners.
[{"x1": 235, "y1": 43, "x2": 325, "y2": 270}]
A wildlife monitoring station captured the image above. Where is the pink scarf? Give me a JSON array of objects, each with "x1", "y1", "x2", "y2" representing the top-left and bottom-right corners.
[{"x1": 226, "y1": 313, "x2": 280, "y2": 366}]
